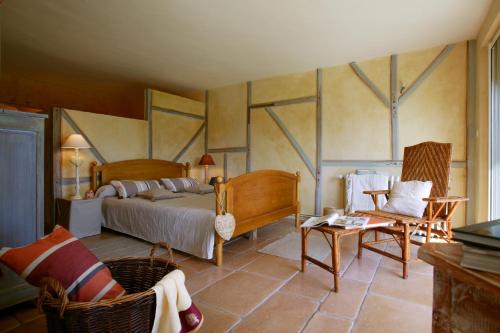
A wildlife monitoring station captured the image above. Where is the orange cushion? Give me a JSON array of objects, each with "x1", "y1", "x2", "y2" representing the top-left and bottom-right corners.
[{"x1": 0, "y1": 226, "x2": 125, "y2": 302}]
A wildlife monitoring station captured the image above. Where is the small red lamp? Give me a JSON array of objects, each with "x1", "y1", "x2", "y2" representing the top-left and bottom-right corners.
[{"x1": 199, "y1": 154, "x2": 215, "y2": 184}]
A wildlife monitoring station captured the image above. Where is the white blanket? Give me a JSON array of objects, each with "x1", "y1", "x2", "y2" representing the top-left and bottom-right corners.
[
  {"x1": 151, "y1": 270, "x2": 201, "y2": 333},
  {"x1": 345, "y1": 173, "x2": 389, "y2": 213}
]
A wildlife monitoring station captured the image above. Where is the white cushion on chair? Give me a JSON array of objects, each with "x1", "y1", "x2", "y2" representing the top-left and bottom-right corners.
[{"x1": 382, "y1": 180, "x2": 433, "y2": 218}]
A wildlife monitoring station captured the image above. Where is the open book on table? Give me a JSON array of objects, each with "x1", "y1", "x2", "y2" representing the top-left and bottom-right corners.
[{"x1": 301, "y1": 213, "x2": 390, "y2": 229}]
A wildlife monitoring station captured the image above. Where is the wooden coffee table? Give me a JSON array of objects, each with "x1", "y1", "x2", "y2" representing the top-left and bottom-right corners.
[{"x1": 301, "y1": 215, "x2": 394, "y2": 292}]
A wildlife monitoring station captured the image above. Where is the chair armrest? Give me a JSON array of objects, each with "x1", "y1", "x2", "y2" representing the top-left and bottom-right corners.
[
  {"x1": 422, "y1": 196, "x2": 469, "y2": 203},
  {"x1": 363, "y1": 190, "x2": 391, "y2": 195}
]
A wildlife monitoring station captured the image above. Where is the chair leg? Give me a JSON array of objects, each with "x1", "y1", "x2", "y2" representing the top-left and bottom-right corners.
[
  {"x1": 358, "y1": 230, "x2": 364, "y2": 259},
  {"x1": 425, "y1": 223, "x2": 432, "y2": 243},
  {"x1": 402, "y1": 224, "x2": 410, "y2": 279}
]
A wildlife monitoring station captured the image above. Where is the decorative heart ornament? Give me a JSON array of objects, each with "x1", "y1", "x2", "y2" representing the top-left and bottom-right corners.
[{"x1": 215, "y1": 213, "x2": 235, "y2": 241}]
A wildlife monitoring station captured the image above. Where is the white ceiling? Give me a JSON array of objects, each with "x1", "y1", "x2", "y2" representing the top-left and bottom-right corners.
[{"x1": 1, "y1": 0, "x2": 492, "y2": 91}]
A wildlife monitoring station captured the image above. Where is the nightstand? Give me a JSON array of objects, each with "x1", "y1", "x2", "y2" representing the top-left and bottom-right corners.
[{"x1": 56, "y1": 198, "x2": 103, "y2": 238}]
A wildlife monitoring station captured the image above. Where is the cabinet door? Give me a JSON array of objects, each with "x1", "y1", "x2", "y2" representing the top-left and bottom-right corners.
[{"x1": 0, "y1": 129, "x2": 37, "y2": 247}]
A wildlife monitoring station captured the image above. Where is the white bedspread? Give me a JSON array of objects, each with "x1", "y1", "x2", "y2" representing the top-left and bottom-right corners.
[{"x1": 102, "y1": 193, "x2": 216, "y2": 259}]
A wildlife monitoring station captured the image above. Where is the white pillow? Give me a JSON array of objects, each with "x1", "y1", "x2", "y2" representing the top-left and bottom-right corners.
[
  {"x1": 382, "y1": 180, "x2": 433, "y2": 218},
  {"x1": 95, "y1": 184, "x2": 117, "y2": 198}
]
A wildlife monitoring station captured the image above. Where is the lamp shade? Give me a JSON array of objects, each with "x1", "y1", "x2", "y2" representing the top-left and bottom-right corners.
[
  {"x1": 198, "y1": 154, "x2": 215, "y2": 166},
  {"x1": 62, "y1": 134, "x2": 91, "y2": 149}
]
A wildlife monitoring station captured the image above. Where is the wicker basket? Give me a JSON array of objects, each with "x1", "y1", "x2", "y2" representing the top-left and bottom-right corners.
[{"x1": 38, "y1": 242, "x2": 178, "y2": 333}]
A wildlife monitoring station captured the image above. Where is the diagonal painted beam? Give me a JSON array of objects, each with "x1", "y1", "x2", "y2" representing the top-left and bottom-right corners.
[
  {"x1": 315, "y1": 68, "x2": 323, "y2": 216},
  {"x1": 399, "y1": 44, "x2": 455, "y2": 104},
  {"x1": 152, "y1": 106, "x2": 205, "y2": 120},
  {"x1": 390, "y1": 54, "x2": 400, "y2": 160},
  {"x1": 173, "y1": 121, "x2": 205, "y2": 162},
  {"x1": 62, "y1": 110, "x2": 107, "y2": 164},
  {"x1": 349, "y1": 62, "x2": 391, "y2": 108},
  {"x1": 250, "y1": 95, "x2": 317, "y2": 109},
  {"x1": 265, "y1": 107, "x2": 315, "y2": 177}
]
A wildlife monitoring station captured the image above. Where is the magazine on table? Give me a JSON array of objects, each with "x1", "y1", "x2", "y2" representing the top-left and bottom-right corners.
[{"x1": 301, "y1": 213, "x2": 369, "y2": 229}]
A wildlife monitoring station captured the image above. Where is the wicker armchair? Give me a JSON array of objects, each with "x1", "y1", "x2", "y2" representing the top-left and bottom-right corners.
[{"x1": 358, "y1": 142, "x2": 468, "y2": 278}]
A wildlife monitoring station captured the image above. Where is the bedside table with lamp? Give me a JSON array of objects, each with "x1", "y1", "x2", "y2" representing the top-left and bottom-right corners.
[{"x1": 58, "y1": 134, "x2": 102, "y2": 238}]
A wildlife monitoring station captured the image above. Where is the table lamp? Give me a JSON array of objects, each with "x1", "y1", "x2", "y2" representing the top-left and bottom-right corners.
[
  {"x1": 62, "y1": 134, "x2": 91, "y2": 199},
  {"x1": 198, "y1": 154, "x2": 215, "y2": 184}
]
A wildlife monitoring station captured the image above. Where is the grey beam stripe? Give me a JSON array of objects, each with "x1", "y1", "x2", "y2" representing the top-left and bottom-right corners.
[
  {"x1": 265, "y1": 107, "x2": 315, "y2": 177},
  {"x1": 466, "y1": 40, "x2": 477, "y2": 225},
  {"x1": 152, "y1": 106, "x2": 205, "y2": 120},
  {"x1": 246, "y1": 81, "x2": 252, "y2": 172},
  {"x1": 62, "y1": 177, "x2": 91, "y2": 185},
  {"x1": 204, "y1": 91, "x2": 209, "y2": 153},
  {"x1": 250, "y1": 95, "x2": 316, "y2": 109},
  {"x1": 62, "y1": 110, "x2": 107, "y2": 164},
  {"x1": 390, "y1": 54, "x2": 400, "y2": 160},
  {"x1": 223, "y1": 153, "x2": 228, "y2": 180},
  {"x1": 315, "y1": 68, "x2": 323, "y2": 216},
  {"x1": 399, "y1": 44, "x2": 455, "y2": 104},
  {"x1": 146, "y1": 88, "x2": 153, "y2": 159},
  {"x1": 208, "y1": 147, "x2": 248, "y2": 153},
  {"x1": 321, "y1": 159, "x2": 466, "y2": 168},
  {"x1": 173, "y1": 122, "x2": 205, "y2": 162},
  {"x1": 349, "y1": 62, "x2": 391, "y2": 108}
]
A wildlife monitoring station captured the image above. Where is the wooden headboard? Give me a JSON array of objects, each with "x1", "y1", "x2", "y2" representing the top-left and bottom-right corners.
[{"x1": 91, "y1": 159, "x2": 190, "y2": 190}]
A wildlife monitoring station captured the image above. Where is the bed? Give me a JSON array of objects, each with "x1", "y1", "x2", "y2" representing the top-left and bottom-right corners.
[{"x1": 91, "y1": 159, "x2": 300, "y2": 265}]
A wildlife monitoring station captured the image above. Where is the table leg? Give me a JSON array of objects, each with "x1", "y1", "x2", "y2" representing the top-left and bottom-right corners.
[
  {"x1": 301, "y1": 227, "x2": 307, "y2": 272},
  {"x1": 358, "y1": 230, "x2": 364, "y2": 259},
  {"x1": 332, "y1": 233, "x2": 340, "y2": 292},
  {"x1": 402, "y1": 224, "x2": 410, "y2": 279}
]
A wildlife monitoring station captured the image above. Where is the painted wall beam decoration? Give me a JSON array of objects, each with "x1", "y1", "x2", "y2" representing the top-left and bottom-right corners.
[
  {"x1": 322, "y1": 159, "x2": 466, "y2": 168},
  {"x1": 264, "y1": 107, "x2": 316, "y2": 177},
  {"x1": 398, "y1": 44, "x2": 456, "y2": 104},
  {"x1": 208, "y1": 147, "x2": 248, "y2": 153},
  {"x1": 246, "y1": 81, "x2": 252, "y2": 172},
  {"x1": 315, "y1": 68, "x2": 323, "y2": 215},
  {"x1": 349, "y1": 62, "x2": 391, "y2": 108},
  {"x1": 390, "y1": 54, "x2": 399, "y2": 159},
  {"x1": 173, "y1": 121, "x2": 206, "y2": 162},
  {"x1": 146, "y1": 88, "x2": 153, "y2": 159},
  {"x1": 152, "y1": 106, "x2": 205, "y2": 120},
  {"x1": 249, "y1": 95, "x2": 317, "y2": 109},
  {"x1": 204, "y1": 91, "x2": 209, "y2": 154},
  {"x1": 223, "y1": 153, "x2": 228, "y2": 180},
  {"x1": 61, "y1": 110, "x2": 107, "y2": 164},
  {"x1": 466, "y1": 40, "x2": 477, "y2": 224},
  {"x1": 349, "y1": 44, "x2": 456, "y2": 161}
]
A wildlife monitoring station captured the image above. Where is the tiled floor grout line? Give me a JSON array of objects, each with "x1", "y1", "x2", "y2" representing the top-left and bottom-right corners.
[{"x1": 227, "y1": 270, "x2": 300, "y2": 333}]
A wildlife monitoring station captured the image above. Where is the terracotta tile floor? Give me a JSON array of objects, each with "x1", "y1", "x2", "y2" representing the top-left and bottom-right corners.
[{"x1": 0, "y1": 220, "x2": 434, "y2": 332}]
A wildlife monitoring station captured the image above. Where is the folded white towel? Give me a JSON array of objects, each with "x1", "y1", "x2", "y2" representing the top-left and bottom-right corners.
[
  {"x1": 151, "y1": 269, "x2": 202, "y2": 333},
  {"x1": 345, "y1": 173, "x2": 389, "y2": 213}
]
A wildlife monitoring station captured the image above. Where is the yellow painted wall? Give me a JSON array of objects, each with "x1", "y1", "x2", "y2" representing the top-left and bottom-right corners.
[
  {"x1": 151, "y1": 90, "x2": 206, "y2": 181},
  {"x1": 207, "y1": 83, "x2": 247, "y2": 149},
  {"x1": 61, "y1": 109, "x2": 148, "y2": 198},
  {"x1": 208, "y1": 42, "x2": 470, "y2": 221}
]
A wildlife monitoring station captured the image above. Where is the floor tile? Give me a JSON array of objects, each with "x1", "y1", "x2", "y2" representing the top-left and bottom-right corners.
[
  {"x1": 197, "y1": 302, "x2": 240, "y2": 333},
  {"x1": 303, "y1": 312, "x2": 352, "y2": 333},
  {"x1": 232, "y1": 292, "x2": 318, "y2": 333},
  {"x1": 320, "y1": 278, "x2": 369, "y2": 318},
  {"x1": 12, "y1": 302, "x2": 44, "y2": 323},
  {"x1": 280, "y1": 265, "x2": 332, "y2": 301},
  {"x1": 178, "y1": 257, "x2": 214, "y2": 277},
  {"x1": 223, "y1": 250, "x2": 262, "y2": 270},
  {"x1": 353, "y1": 294, "x2": 432, "y2": 333},
  {"x1": 370, "y1": 266, "x2": 433, "y2": 306},
  {"x1": 194, "y1": 271, "x2": 282, "y2": 316},
  {"x1": 241, "y1": 254, "x2": 299, "y2": 280},
  {"x1": 6, "y1": 316, "x2": 46, "y2": 333},
  {"x1": 342, "y1": 257, "x2": 380, "y2": 282},
  {"x1": 186, "y1": 266, "x2": 234, "y2": 295}
]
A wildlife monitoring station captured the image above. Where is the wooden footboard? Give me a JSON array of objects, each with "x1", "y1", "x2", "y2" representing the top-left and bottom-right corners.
[{"x1": 214, "y1": 170, "x2": 301, "y2": 265}]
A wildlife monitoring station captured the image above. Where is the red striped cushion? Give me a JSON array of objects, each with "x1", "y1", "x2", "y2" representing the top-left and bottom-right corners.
[{"x1": 0, "y1": 225, "x2": 125, "y2": 302}]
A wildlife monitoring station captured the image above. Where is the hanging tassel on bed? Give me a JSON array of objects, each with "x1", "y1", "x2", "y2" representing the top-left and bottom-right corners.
[{"x1": 214, "y1": 186, "x2": 235, "y2": 241}]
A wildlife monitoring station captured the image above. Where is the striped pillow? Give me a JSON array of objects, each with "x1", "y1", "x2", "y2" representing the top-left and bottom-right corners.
[
  {"x1": 0, "y1": 226, "x2": 125, "y2": 302},
  {"x1": 161, "y1": 177, "x2": 200, "y2": 193},
  {"x1": 110, "y1": 180, "x2": 161, "y2": 198}
]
